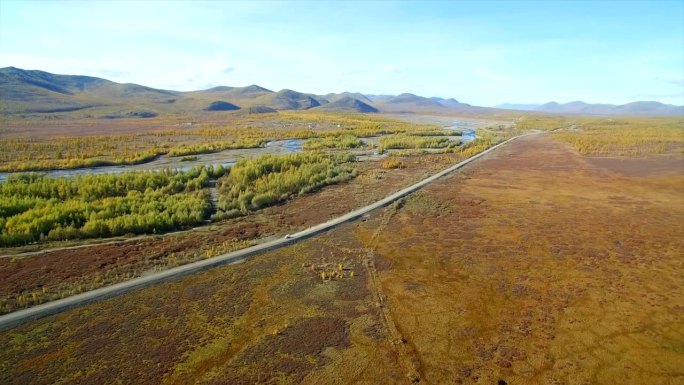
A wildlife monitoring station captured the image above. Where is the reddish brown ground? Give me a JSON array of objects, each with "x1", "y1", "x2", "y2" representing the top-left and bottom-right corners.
[
  {"x1": 585, "y1": 155, "x2": 683, "y2": 177},
  {"x1": 1, "y1": 134, "x2": 681, "y2": 385},
  {"x1": 354, "y1": 135, "x2": 684, "y2": 384},
  {"x1": 0, "y1": 153, "x2": 462, "y2": 312}
]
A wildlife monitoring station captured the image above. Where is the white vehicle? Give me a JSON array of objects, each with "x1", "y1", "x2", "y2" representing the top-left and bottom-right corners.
[{"x1": 284, "y1": 234, "x2": 293, "y2": 239}]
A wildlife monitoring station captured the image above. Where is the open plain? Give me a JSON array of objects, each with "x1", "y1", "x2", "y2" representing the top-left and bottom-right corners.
[{"x1": 2, "y1": 132, "x2": 682, "y2": 385}]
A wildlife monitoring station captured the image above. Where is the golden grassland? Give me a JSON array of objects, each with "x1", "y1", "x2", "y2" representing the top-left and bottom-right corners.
[
  {"x1": 352, "y1": 135, "x2": 683, "y2": 384},
  {"x1": 514, "y1": 115, "x2": 576, "y2": 131},
  {"x1": 1, "y1": 131, "x2": 682, "y2": 384},
  {"x1": 552, "y1": 116, "x2": 684, "y2": 156}
]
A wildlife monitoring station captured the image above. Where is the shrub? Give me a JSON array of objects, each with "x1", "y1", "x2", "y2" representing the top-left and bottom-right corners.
[
  {"x1": 214, "y1": 153, "x2": 356, "y2": 217},
  {"x1": 382, "y1": 159, "x2": 405, "y2": 169}
]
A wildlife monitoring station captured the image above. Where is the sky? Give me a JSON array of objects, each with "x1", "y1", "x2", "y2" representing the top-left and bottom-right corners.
[{"x1": 0, "y1": 0, "x2": 683, "y2": 106}]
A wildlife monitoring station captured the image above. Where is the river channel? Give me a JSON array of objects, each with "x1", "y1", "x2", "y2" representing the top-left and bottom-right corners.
[{"x1": 0, "y1": 124, "x2": 476, "y2": 181}]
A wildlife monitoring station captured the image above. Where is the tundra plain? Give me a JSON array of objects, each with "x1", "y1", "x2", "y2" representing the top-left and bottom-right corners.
[{"x1": 1, "y1": 115, "x2": 682, "y2": 385}]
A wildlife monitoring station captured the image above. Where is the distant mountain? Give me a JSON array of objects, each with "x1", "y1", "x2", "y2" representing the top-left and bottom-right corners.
[
  {"x1": 307, "y1": 94, "x2": 330, "y2": 106},
  {"x1": 365, "y1": 94, "x2": 394, "y2": 102},
  {"x1": 0, "y1": 67, "x2": 498, "y2": 117},
  {"x1": 614, "y1": 101, "x2": 684, "y2": 115},
  {"x1": 252, "y1": 89, "x2": 322, "y2": 110},
  {"x1": 386, "y1": 93, "x2": 444, "y2": 106},
  {"x1": 538, "y1": 101, "x2": 614, "y2": 114},
  {"x1": 370, "y1": 93, "x2": 447, "y2": 112},
  {"x1": 315, "y1": 96, "x2": 378, "y2": 113},
  {"x1": 203, "y1": 86, "x2": 234, "y2": 92},
  {"x1": 229, "y1": 85, "x2": 273, "y2": 98},
  {"x1": 187, "y1": 84, "x2": 272, "y2": 100},
  {"x1": 0, "y1": 66, "x2": 177, "y2": 114},
  {"x1": 370, "y1": 93, "x2": 492, "y2": 113},
  {"x1": 0, "y1": 66, "x2": 177, "y2": 100},
  {"x1": 430, "y1": 97, "x2": 462, "y2": 108},
  {"x1": 325, "y1": 92, "x2": 373, "y2": 104},
  {"x1": 499, "y1": 100, "x2": 683, "y2": 115}
]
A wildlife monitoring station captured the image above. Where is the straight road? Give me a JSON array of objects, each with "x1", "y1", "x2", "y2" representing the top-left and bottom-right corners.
[{"x1": 0, "y1": 133, "x2": 534, "y2": 331}]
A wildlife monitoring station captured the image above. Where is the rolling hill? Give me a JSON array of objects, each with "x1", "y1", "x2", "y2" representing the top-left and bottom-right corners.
[
  {"x1": 186, "y1": 84, "x2": 273, "y2": 100},
  {"x1": 430, "y1": 97, "x2": 462, "y2": 108},
  {"x1": 0, "y1": 66, "x2": 177, "y2": 115},
  {"x1": 0, "y1": 67, "x2": 489, "y2": 116},
  {"x1": 252, "y1": 89, "x2": 322, "y2": 110},
  {"x1": 386, "y1": 93, "x2": 446, "y2": 107},
  {"x1": 315, "y1": 96, "x2": 378, "y2": 113},
  {"x1": 370, "y1": 93, "x2": 448, "y2": 112},
  {"x1": 325, "y1": 92, "x2": 373, "y2": 104},
  {"x1": 4, "y1": 67, "x2": 678, "y2": 118}
]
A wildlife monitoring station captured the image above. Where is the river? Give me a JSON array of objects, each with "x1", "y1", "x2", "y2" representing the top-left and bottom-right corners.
[
  {"x1": 0, "y1": 127, "x2": 476, "y2": 181},
  {"x1": 0, "y1": 139, "x2": 304, "y2": 182}
]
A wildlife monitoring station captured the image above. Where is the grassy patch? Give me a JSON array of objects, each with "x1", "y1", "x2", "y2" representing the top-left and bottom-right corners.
[
  {"x1": 167, "y1": 138, "x2": 266, "y2": 157},
  {"x1": 552, "y1": 117, "x2": 684, "y2": 155},
  {"x1": 379, "y1": 134, "x2": 458, "y2": 152},
  {"x1": 381, "y1": 158, "x2": 405, "y2": 169},
  {"x1": 303, "y1": 135, "x2": 362, "y2": 150}
]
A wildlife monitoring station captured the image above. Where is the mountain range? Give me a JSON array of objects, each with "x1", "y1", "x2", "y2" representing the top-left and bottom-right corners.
[
  {"x1": 1, "y1": 67, "x2": 681, "y2": 118},
  {"x1": 496, "y1": 101, "x2": 683, "y2": 116}
]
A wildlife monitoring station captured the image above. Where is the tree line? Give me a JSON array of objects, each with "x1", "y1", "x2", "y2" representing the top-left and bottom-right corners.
[
  {"x1": 214, "y1": 152, "x2": 357, "y2": 219},
  {"x1": 0, "y1": 166, "x2": 227, "y2": 247}
]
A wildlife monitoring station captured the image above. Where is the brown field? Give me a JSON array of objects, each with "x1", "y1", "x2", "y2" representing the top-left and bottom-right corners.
[
  {"x1": 2, "y1": 133, "x2": 682, "y2": 384},
  {"x1": 0, "y1": 152, "x2": 463, "y2": 313}
]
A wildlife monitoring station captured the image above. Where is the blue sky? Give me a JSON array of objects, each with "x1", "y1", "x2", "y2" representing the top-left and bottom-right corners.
[{"x1": 1, "y1": 0, "x2": 683, "y2": 106}]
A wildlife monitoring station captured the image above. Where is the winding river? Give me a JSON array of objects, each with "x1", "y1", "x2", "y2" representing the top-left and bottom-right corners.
[
  {"x1": 0, "y1": 126, "x2": 476, "y2": 181},
  {"x1": 0, "y1": 139, "x2": 304, "y2": 182}
]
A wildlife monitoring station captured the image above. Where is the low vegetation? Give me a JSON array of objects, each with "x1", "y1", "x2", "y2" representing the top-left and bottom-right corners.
[
  {"x1": 0, "y1": 134, "x2": 162, "y2": 171},
  {"x1": 303, "y1": 134, "x2": 362, "y2": 150},
  {"x1": 214, "y1": 152, "x2": 357, "y2": 219},
  {"x1": 276, "y1": 111, "x2": 437, "y2": 133},
  {"x1": 514, "y1": 115, "x2": 574, "y2": 131},
  {"x1": 553, "y1": 117, "x2": 684, "y2": 155},
  {"x1": 455, "y1": 131, "x2": 507, "y2": 157},
  {"x1": 378, "y1": 134, "x2": 458, "y2": 152},
  {"x1": 381, "y1": 158, "x2": 405, "y2": 169},
  {"x1": 167, "y1": 138, "x2": 265, "y2": 157}
]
